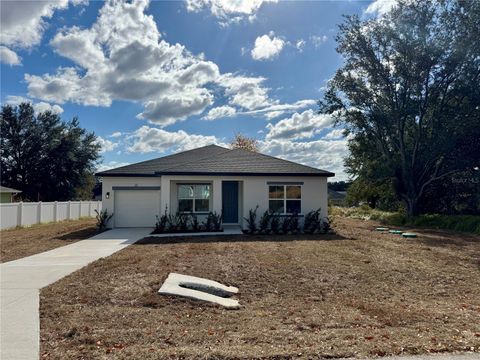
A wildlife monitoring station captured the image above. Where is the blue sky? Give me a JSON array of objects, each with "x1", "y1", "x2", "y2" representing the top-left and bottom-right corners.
[{"x1": 0, "y1": 0, "x2": 388, "y2": 180}]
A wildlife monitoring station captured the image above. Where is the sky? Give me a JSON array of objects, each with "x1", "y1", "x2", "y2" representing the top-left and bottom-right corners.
[{"x1": 0, "y1": 0, "x2": 391, "y2": 181}]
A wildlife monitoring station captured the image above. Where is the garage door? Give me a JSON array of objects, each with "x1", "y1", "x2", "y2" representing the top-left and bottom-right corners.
[{"x1": 114, "y1": 189, "x2": 160, "y2": 227}]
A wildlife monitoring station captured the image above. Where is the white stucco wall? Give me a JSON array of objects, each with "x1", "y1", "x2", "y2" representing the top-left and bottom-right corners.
[
  {"x1": 101, "y1": 175, "x2": 328, "y2": 228},
  {"x1": 101, "y1": 176, "x2": 161, "y2": 228}
]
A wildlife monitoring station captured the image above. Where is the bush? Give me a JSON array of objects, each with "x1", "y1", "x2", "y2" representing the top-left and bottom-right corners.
[
  {"x1": 155, "y1": 207, "x2": 168, "y2": 233},
  {"x1": 322, "y1": 216, "x2": 332, "y2": 233},
  {"x1": 289, "y1": 212, "x2": 300, "y2": 233},
  {"x1": 270, "y1": 213, "x2": 280, "y2": 234},
  {"x1": 259, "y1": 210, "x2": 271, "y2": 234},
  {"x1": 206, "y1": 211, "x2": 223, "y2": 232},
  {"x1": 191, "y1": 213, "x2": 200, "y2": 231},
  {"x1": 94, "y1": 209, "x2": 113, "y2": 231},
  {"x1": 244, "y1": 206, "x2": 259, "y2": 234},
  {"x1": 304, "y1": 209, "x2": 322, "y2": 234},
  {"x1": 281, "y1": 216, "x2": 291, "y2": 234}
]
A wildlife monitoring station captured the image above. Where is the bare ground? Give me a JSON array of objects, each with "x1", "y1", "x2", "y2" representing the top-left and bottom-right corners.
[
  {"x1": 40, "y1": 217, "x2": 480, "y2": 359},
  {"x1": 0, "y1": 218, "x2": 98, "y2": 263}
]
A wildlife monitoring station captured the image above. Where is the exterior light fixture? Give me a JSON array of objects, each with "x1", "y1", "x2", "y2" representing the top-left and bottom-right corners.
[{"x1": 105, "y1": 192, "x2": 110, "y2": 199}]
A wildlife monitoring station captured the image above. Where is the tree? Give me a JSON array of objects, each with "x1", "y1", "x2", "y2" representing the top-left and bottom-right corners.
[
  {"x1": 1, "y1": 103, "x2": 101, "y2": 201},
  {"x1": 230, "y1": 133, "x2": 259, "y2": 152},
  {"x1": 319, "y1": 0, "x2": 480, "y2": 216}
]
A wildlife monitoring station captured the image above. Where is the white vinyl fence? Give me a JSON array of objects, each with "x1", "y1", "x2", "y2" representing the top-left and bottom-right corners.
[{"x1": 0, "y1": 201, "x2": 102, "y2": 230}]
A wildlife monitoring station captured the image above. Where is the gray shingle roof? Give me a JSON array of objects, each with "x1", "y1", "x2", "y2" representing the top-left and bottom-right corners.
[
  {"x1": 96, "y1": 145, "x2": 334, "y2": 177},
  {"x1": 0, "y1": 185, "x2": 21, "y2": 193}
]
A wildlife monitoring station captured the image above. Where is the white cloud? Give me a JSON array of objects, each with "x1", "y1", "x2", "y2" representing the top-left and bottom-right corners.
[
  {"x1": 251, "y1": 32, "x2": 285, "y2": 61},
  {"x1": 295, "y1": 39, "x2": 306, "y2": 52},
  {"x1": 25, "y1": 0, "x2": 288, "y2": 128},
  {"x1": 265, "y1": 109, "x2": 335, "y2": 141},
  {"x1": 0, "y1": 0, "x2": 86, "y2": 64},
  {"x1": 239, "y1": 99, "x2": 316, "y2": 119},
  {"x1": 324, "y1": 129, "x2": 345, "y2": 140},
  {"x1": 5, "y1": 95, "x2": 63, "y2": 115},
  {"x1": 218, "y1": 73, "x2": 274, "y2": 110},
  {"x1": 261, "y1": 138, "x2": 349, "y2": 180},
  {"x1": 109, "y1": 131, "x2": 123, "y2": 138},
  {"x1": 95, "y1": 136, "x2": 119, "y2": 153},
  {"x1": 310, "y1": 35, "x2": 328, "y2": 47},
  {"x1": 365, "y1": 0, "x2": 398, "y2": 15},
  {"x1": 0, "y1": 46, "x2": 21, "y2": 65},
  {"x1": 185, "y1": 0, "x2": 277, "y2": 25},
  {"x1": 202, "y1": 105, "x2": 237, "y2": 120},
  {"x1": 127, "y1": 125, "x2": 226, "y2": 153},
  {"x1": 97, "y1": 161, "x2": 131, "y2": 172}
]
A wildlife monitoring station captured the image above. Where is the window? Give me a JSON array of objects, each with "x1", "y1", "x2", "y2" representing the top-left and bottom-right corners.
[
  {"x1": 178, "y1": 184, "x2": 211, "y2": 212},
  {"x1": 268, "y1": 185, "x2": 301, "y2": 214}
]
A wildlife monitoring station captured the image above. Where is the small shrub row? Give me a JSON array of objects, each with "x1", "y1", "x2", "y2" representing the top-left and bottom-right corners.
[
  {"x1": 243, "y1": 206, "x2": 330, "y2": 235},
  {"x1": 153, "y1": 207, "x2": 223, "y2": 234}
]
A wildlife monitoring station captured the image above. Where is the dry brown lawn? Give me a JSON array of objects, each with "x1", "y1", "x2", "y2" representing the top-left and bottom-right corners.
[
  {"x1": 40, "y1": 217, "x2": 480, "y2": 359},
  {"x1": 0, "y1": 218, "x2": 98, "y2": 263}
]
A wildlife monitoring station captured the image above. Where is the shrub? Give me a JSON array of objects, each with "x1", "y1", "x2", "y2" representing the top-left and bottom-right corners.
[
  {"x1": 270, "y1": 213, "x2": 280, "y2": 234},
  {"x1": 207, "y1": 211, "x2": 223, "y2": 231},
  {"x1": 190, "y1": 212, "x2": 200, "y2": 231},
  {"x1": 304, "y1": 208, "x2": 322, "y2": 234},
  {"x1": 289, "y1": 212, "x2": 300, "y2": 233},
  {"x1": 322, "y1": 216, "x2": 332, "y2": 234},
  {"x1": 281, "y1": 216, "x2": 291, "y2": 234},
  {"x1": 259, "y1": 210, "x2": 271, "y2": 234},
  {"x1": 155, "y1": 207, "x2": 168, "y2": 233},
  {"x1": 177, "y1": 212, "x2": 190, "y2": 231},
  {"x1": 94, "y1": 209, "x2": 113, "y2": 231},
  {"x1": 166, "y1": 212, "x2": 180, "y2": 231},
  {"x1": 244, "y1": 206, "x2": 259, "y2": 234}
]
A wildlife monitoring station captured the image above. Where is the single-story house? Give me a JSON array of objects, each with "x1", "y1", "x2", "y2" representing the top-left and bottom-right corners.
[
  {"x1": 95, "y1": 145, "x2": 334, "y2": 228},
  {"x1": 0, "y1": 185, "x2": 21, "y2": 203}
]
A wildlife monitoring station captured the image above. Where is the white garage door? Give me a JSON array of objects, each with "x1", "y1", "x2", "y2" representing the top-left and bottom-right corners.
[{"x1": 114, "y1": 189, "x2": 160, "y2": 227}]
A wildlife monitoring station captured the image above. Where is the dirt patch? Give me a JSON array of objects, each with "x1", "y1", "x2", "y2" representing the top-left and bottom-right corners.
[
  {"x1": 40, "y1": 217, "x2": 480, "y2": 359},
  {"x1": 0, "y1": 218, "x2": 99, "y2": 263}
]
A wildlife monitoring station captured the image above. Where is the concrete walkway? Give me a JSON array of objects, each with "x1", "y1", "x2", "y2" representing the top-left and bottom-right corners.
[{"x1": 0, "y1": 228, "x2": 152, "y2": 360}]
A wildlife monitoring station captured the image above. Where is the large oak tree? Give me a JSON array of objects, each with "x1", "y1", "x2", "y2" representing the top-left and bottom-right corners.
[
  {"x1": 1, "y1": 103, "x2": 101, "y2": 201},
  {"x1": 320, "y1": 0, "x2": 480, "y2": 216}
]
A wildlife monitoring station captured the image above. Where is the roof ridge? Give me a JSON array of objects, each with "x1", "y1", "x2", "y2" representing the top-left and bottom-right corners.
[{"x1": 159, "y1": 146, "x2": 234, "y2": 172}]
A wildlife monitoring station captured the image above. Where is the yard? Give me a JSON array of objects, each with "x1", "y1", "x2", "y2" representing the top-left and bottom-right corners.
[
  {"x1": 40, "y1": 217, "x2": 480, "y2": 359},
  {"x1": 0, "y1": 218, "x2": 98, "y2": 263}
]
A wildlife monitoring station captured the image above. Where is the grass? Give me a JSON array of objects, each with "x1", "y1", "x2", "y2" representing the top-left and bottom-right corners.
[
  {"x1": 0, "y1": 218, "x2": 99, "y2": 263},
  {"x1": 40, "y1": 217, "x2": 480, "y2": 359},
  {"x1": 331, "y1": 206, "x2": 480, "y2": 234}
]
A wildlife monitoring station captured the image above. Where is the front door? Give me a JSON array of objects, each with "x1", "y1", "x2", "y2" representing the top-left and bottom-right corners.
[{"x1": 222, "y1": 181, "x2": 239, "y2": 223}]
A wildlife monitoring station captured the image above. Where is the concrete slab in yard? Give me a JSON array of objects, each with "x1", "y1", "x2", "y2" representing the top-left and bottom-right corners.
[{"x1": 159, "y1": 272, "x2": 240, "y2": 309}]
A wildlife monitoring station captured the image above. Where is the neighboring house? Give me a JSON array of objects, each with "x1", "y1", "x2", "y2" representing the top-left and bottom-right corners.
[
  {"x1": 0, "y1": 185, "x2": 21, "y2": 203},
  {"x1": 95, "y1": 145, "x2": 334, "y2": 228}
]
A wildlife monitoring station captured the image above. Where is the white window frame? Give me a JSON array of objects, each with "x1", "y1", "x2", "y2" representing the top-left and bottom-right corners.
[
  {"x1": 177, "y1": 184, "x2": 211, "y2": 213},
  {"x1": 268, "y1": 184, "x2": 302, "y2": 215}
]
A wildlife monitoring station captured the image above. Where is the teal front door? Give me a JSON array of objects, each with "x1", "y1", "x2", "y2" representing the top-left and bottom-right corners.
[{"x1": 222, "y1": 181, "x2": 239, "y2": 223}]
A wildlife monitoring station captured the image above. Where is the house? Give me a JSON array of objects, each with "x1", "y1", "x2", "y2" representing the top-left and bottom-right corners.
[
  {"x1": 95, "y1": 145, "x2": 334, "y2": 228},
  {"x1": 0, "y1": 185, "x2": 21, "y2": 203}
]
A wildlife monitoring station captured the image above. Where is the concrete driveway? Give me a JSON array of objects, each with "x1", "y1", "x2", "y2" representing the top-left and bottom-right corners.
[{"x1": 0, "y1": 228, "x2": 152, "y2": 360}]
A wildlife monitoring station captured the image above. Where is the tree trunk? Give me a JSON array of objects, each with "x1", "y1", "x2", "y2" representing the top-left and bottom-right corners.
[{"x1": 404, "y1": 196, "x2": 419, "y2": 217}]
